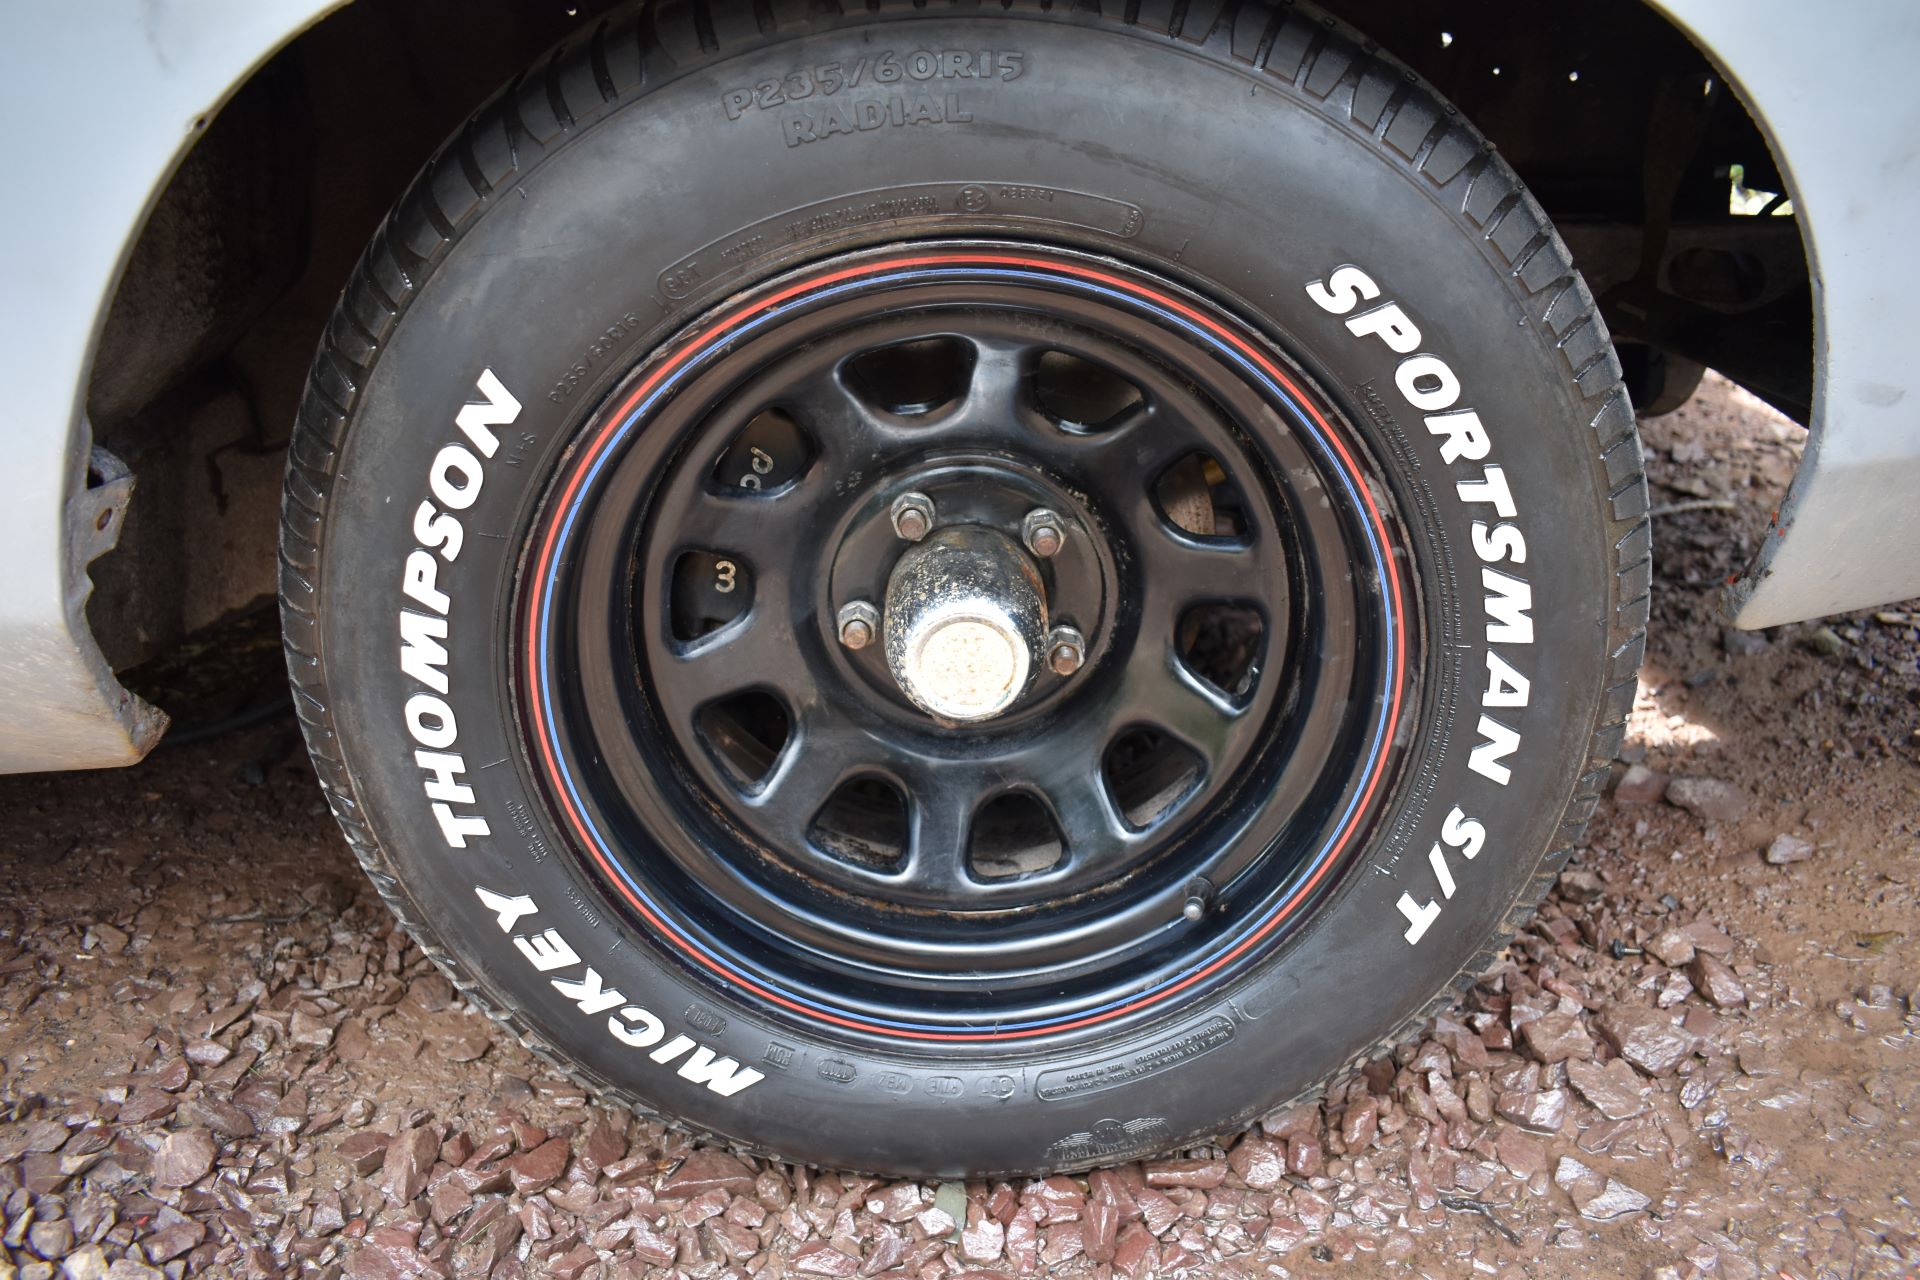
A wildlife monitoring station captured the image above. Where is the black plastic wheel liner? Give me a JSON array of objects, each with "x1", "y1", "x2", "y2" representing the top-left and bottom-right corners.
[{"x1": 525, "y1": 243, "x2": 1411, "y2": 1041}]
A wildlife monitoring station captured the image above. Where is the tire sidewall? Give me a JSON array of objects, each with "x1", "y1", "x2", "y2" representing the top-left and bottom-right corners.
[{"x1": 311, "y1": 12, "x2": 1613, "y2": 1175}]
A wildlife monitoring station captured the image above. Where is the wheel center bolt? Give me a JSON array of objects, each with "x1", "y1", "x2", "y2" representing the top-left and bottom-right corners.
[
  {"x1": 1022, "y1": 507, "x2": 1067, "y2": 558},
  {"x1": 890, "y1": 491, "x2": 936, "y2": 541},
  {"x1": 837, "y1": 600, "x2": 879, "y2": 650},
  {"x1": 1046, "y1": 625, "x2": 1086, "y2": 677}
]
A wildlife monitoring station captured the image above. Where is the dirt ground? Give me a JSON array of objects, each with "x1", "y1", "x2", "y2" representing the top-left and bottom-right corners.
[{"x1": 1, "y1": 375, "x2": 1915, "y2": 1280}]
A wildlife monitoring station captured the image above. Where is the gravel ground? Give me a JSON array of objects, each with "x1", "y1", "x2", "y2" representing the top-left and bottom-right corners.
[{"x1": 1, "y1": 375, "x2": 1916, "y2": 1280}]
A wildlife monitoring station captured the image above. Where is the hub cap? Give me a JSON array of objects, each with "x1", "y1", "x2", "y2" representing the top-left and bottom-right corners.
[
  {"x1": 519, "y1": 244, "x2": 1413, "y2": 1044},
  {"x1": 883, "y1": 526, "x2": 1045, "y2": 723}
]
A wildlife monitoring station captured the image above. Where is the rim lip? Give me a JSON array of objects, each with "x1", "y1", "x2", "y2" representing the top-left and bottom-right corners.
[{"x1": 516, "y1": 242, "x2": 1413, "y2": 1045}]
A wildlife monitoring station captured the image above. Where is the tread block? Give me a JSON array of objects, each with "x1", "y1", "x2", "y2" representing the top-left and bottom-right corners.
[
  {"x1": 1618, "y1": 557, "x2": 1652, "y2": 601},
  {"x1": 1517, "y1": 237, "x2": 1569, "y2": 293},
  {"x1": 1301, "y1": 38, "x2": 1353, "y2": 98},
  {"x1": 464, "y1": 115, "x2": 517, "y2": 192},
  {"x1": 1576, "y1": 348, "x2": 1625, "y2": 397},
  {"x1": 1589, "y1": 389, "x2": 1635, "y2": 448},
  {"x1": 1229, "y1": 2, "x2": 1271, "y2": 64},
  {"x1": 1610, "y1": 475, "x2": 1650, "y2": 521},
  {"x1": 1383, "y1": 94, "x2": 1438, "y2": 159},
  {"x1": 1488, "y1": 197, "x2": 1542, "y2": 265},
  {"x1": 1542, "y1": 273, "x2": 1596, "y2": 338},
  {"x1": 1420, "y1": 126, "x2": 1478, "y2": 186},
  {"x1": 1350, "y1": 61, "x2": 1399, "y2": 130},
  {"x1": 1615, "y1": 519, "x2": 1652, "y2": 564},
  {"x1": 601, "y1": 13, "x2": 650, "y2": 95},
  {"x1": 324, "y1": 312, "x2": 375, "y2": 371},
  {"x1": 1601, "y1": 678, "x2": 1637, "y2": 722},
  {"x1": 647, "y1": 0, "x2": 709, "y2": 65},
  {"x1": 710, "y1": 0, "x2": 764, "y2": 46},
  {"x1": 512, "y1": 72, "x2": 568, "y2": 145},
  {"x1": 557, "y1": 39, "x2": 613, "y2": 118},
  {"x1": 1462, "y1": 162, "x2": 1514, "y2": 227},
  {"x1": 1176, "y1": 0, "x2": 1232, "y2": 45},
  {"x1": 392, "y1": 200, "x2": 449, "y2": 266},
  {"x1": 1601, "y1": 436, "x2": 1640, "y2": 488},
  {"x1": 1263, "y1": 18, "x2": 1316, "y2": 81},
  {"x1": 1611, "y1": 631, "x2": 1647, "y2": 680},
  {"x1": 366, "y1": 243, "x2": 414, "y2": 310},
  {"x1": 426, "y1": 150, "x2": 484, "y2": 229},
  {"x1": 1134, "y1": 0, "x2": 1177, "y2": 37},
  {"x1": 1557, "y1": 316, "x2": 1608, "y2": 373}
]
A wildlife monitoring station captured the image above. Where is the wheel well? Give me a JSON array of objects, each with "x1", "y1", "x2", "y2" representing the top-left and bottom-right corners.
[{"x1": 84, "y1": 0, "x2": 1811, "y2": 669}]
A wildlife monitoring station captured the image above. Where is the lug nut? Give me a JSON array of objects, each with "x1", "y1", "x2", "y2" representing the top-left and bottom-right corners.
[
  {"x1": 890, "y1": 492, "x2": 935, "y2": 541},
  {"x1": 1022, "y1": 508, "x2": 1067, "y2": 558},
  {"x1": 1045, "y1": 625, "x2": 1086, "y2": 677},
  {"x1": 837, "y1": 600, "x2": 879, "y2": 650}
]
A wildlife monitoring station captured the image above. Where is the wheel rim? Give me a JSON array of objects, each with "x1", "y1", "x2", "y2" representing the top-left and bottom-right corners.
[{"x1": 519, "y1": 243, "x2": 1414, "y2": 1044}]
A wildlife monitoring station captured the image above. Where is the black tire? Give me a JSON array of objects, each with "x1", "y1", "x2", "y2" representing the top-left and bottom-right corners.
[{"x1": 281, "y1": 0, "x2": 1646, "y2": 1177}]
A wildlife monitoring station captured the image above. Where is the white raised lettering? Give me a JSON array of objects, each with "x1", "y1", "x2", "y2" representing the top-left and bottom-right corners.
[
  {"x1": 515, "y1": 928, "x2": 580, "y2": 973},
  {"x1": 405, "y1": 694, "x2": 458, "y2": 750},
  {"x1": 399, "y1": 610, "x2": 451, "y2": 695},
  {"x1": 1482, "y1": 569, "x2": 1535, "y2": 644},
  {"x1": 608, "y1": 1006, "x2": 665, "y2": 1048},
  {"x1": 402, "y1": 549, "x2": 451, "y2": 615},
  {"x1": 552, "y1": 967, "x2": 626, "y2": 1016},
  {"x1": 1468, "y1": 714, "x2": 1522, "y2": 785},
  {"x1": 476, "y1": 885, "x2": 537, "y2": 932},
  {"x1": 455, "y1": 368, "x2": 522, "y2": 458},
  {"x1": 1304, "y1": 265, "x2": 1381, "y2": 315},
  {"x1": 1346, "y1": 302, "x2": 1422, "y2": 354}
]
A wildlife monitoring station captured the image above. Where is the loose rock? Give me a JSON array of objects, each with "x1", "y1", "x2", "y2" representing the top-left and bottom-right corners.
[
  {"x1": 1595, "y1": 1005, "x2": 1696, "y2": 1076},
  {"x1": 1666, "y1": 777, "x2": 1750, "y2": 824},
  {"x1": 1614, "y1": 764, "x2": 1670, "y2": 806},
  {"x1": 1689, "y1": 953, "x2": 1748, "y2": 1008},
  {"x1": 1764, "y1": 833, "x2": 1815, "y2": 865},
  {"x1": 149, "y1": 1128, "x2": 216, "y2": 1188}
]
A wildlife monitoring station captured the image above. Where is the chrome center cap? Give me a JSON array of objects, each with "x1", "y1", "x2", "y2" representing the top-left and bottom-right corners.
[{"x1": 883, "y1": 525, "x2": 1046, "y2": 722}]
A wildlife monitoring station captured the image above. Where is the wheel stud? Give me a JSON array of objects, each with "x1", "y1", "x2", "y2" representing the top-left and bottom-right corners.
[
  {"x1": 1022, "y1": 508, "x2": 1067, "y2": 558},
  {"x1": 1045, "y1": 625, "x2": 1086, "y2": 677},
  {"x1": 837, "y1": 600, "x2": 880, "y2": 650},
  {"x1": 890, "y1": 492, "x2": 936, "y2": 541},
  {"x1": 1182, "y1": 878, "x2": 1213, "y2": 922}
]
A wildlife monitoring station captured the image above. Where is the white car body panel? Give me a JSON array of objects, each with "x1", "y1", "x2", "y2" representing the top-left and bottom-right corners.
[
  {"x1": 0, "y1": 0, "x2": 1912, "y2": 769},
  {"x1": 0, "y1": 1, "x2": 345, "y2": 771},
  {"x1": 1651, "y1": 0, "x2": 1920, "y2": 627}
]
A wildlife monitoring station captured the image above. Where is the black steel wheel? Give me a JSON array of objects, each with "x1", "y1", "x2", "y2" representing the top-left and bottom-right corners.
[
  {"x1": 527, "y1": 244, "x2": 1405, "y2": 1039},
  {"x1": 285, "y1": 0, "x2": 1646, "y2": 1176}
]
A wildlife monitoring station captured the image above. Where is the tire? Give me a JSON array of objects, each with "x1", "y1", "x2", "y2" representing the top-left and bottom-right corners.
[{"x1": 281, "y1": 0, "x2": 1646, "y2": 1178}]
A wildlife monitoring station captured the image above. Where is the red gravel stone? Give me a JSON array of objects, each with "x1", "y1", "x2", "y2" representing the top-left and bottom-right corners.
[
  {"x1": 380, "y1": 1125, "x2": 438, "y2": 1204},
  {"x1": 150, "y1": 1127, "x2": 216, "y2": 1188},
  {"x1": 507, "y1": 1137, "x2": 569, "y2": 1196},
  {"x1": 657, "y1": 1149, "x2": 757, "y2": 1199},
  {"x1": 1595, "y1": 1004, "x2": 1696, "y2": 1076},
  {"x1": 1082, "y1": 1198, "x2": 1119, "y2": 1263},
  {"x1": 790, "y1": 1240, "x2": 860, "y2": 1276},
  {"x1": 1339, "y1": 1098, "x2": 1379, "y2": 1153},
  {"x1": 1142, "y1": 1157, "x2": 1226, "y2": 1189},
  {"x1": 1689, "y1": 952, "x2": 1748, "y2": 1007}
]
